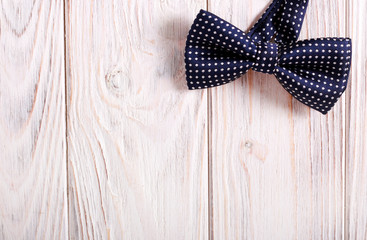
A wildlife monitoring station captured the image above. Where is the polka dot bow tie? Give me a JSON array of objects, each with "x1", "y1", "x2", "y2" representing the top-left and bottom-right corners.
[{"x1": 184, "y1": 0, "x2": 352, "y2": 114}]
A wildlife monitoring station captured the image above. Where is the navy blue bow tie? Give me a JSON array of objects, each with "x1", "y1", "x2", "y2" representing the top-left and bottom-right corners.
[{"x1": 184, "y1": 0, "x2": 352, "y2": 114}]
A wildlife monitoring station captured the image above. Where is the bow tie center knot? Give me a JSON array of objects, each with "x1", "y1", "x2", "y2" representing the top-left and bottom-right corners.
[{"x1": 252, "y1": 42, "x2": 279, "y2": 74}]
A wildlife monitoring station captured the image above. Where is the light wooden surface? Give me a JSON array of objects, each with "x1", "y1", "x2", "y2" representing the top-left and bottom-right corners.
[
  {"x1": 65, "y1": 0, "x2": 208, "y2": 239},
  {"x1": 0, "y1": 0, "x2": 366, "y2": 239},
  {"x1": 346, "y1": 0, "x2": 367, "y2": 239},
  {"x1": 209, "y1": 0, "x2": 347, "y2": 239},
  {"x1": 0, "y1": 0, "x2": 67, "y2": 239}
]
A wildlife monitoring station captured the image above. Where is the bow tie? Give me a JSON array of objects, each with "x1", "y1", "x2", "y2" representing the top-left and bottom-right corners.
[{"x1": 184, "y1": 0, "x2": 352, "y2": 114}]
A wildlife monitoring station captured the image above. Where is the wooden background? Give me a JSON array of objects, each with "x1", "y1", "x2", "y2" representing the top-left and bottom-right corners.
[{"x1": 0, "y1": 0, "x2": 366, "y2": 239}]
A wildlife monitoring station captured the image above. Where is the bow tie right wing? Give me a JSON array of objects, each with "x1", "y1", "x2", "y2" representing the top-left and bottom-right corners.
[
  {"x1": 274, "y1": 38, "x2": 352, "y2": 114},
  {"x1": 184, "y1": 10, "x2": 257, "y2": 90}
]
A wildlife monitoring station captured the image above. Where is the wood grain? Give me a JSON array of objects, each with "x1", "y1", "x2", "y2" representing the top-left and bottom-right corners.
[
  {"x1": 65, "y1": 0, "x2": 208, "y2": 239},
  {"x1": 1, "y1": 0, "x2": 366, "y2": 238},
  {"x1": 0, "y1": 0, "x2": 67, "y2": 239},
  {"x1": 346, "y1": 0, "x2": 367, "y2": 239},
  {"x1": 208, "y1": 0, "x2": 347, "y2": 239}
]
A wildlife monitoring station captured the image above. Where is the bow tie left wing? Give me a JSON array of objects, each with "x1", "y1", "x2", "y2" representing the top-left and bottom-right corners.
[{"x1": 185, "y1": 10, "x2": 257, "y2": 89}]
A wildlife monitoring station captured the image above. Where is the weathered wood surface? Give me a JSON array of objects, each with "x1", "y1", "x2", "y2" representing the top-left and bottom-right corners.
[
  {"x1": 208, "y1": 0, "x2": 347, "y2": 239},
  {"x1": 65, "y1": 0, "x2": 208, "y2": 239},
  {"x1": 346, "y1": 0, "x2": 367, "y2": 239},
  {"x1": 0, "y1": 0, "x2": 67, "y2": 239},
  {"x1": 1, "y1": 0, "x2": 366, "y2": 239}
]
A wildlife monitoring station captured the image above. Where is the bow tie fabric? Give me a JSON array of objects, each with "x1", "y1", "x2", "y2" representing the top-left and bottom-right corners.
[{"x1": 184, "y1": 0, "x2": 352, "y2": 114}]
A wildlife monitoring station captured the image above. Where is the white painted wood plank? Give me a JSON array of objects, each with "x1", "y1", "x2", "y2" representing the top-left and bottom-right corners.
[
  {"x1": 65, "y1": 1, "x2": 208, "y2": 239},
  {"x1": 0, "y1": 0, "x2": 67, "y2": 239},
  {"x1": 346, "y1": 0, "x2": 367, "y2": 238},
  {"x1": 208, "y1": 0, "x2": 347, "y2": 238}
]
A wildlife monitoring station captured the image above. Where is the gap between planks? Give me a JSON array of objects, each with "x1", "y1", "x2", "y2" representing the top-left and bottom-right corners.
[
  {"x1": 344, "y1": 0, "x2": 350, "y2": 238},
  {"x1": 207, "y1": 88, "x2": 213, "y2": 240},
  {"x1": 63, "y1": 0, "x2": 70, "y2": 238},
  {"x1": 205, "y1": 2, "x2": 214, "y2": 240}
]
